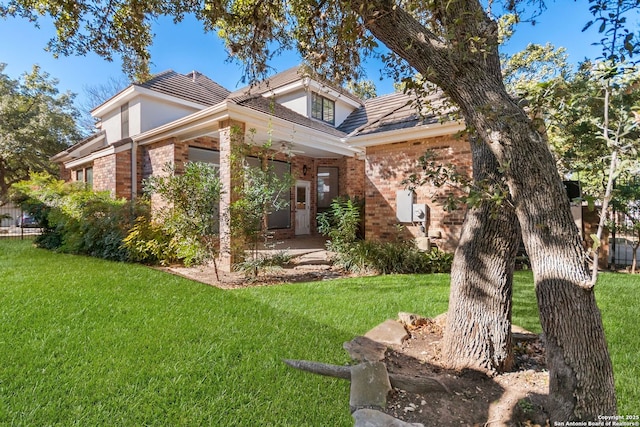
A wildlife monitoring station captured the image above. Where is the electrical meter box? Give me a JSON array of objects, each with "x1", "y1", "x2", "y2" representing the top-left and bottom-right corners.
[
  {"x1": 396, "y1": 190, "x2": 415, "y2": 223},
  {"x1": 412, "y1": 204, "x2": 429, "y2": 222}
]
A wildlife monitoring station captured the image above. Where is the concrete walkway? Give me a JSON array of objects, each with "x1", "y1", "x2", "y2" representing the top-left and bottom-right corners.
[{"x1": 255, "y1": 235, "x2": 331, "y2": 265}]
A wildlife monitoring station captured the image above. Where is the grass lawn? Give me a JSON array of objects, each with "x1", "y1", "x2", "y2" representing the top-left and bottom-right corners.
[{"x1": 0, "y1": 240, "x2": 638, "y2": 425}]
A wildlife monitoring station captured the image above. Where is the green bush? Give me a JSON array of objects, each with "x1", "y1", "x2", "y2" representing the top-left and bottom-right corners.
[
  {"x1": 317, "y1": 196, "x2": 363, "y2": 253},
  {"x1": 233, "y1": 251, "x2": 292, "y2": 279},
  {"x1": 122, "y1": 216, "x2": 180, "y2": 265},
  {"x1": 318, "y1": 196, "x2": 452, "y2": 275},
  {"x1": 336, "y1": 239, "x2": 453, "y2": 274},
  {"x1": 11, "y1": 172, "x2": 143, "y2": 261},
  {"x1": 139, "y1": 162, "x2": 223, "y2": 266}
]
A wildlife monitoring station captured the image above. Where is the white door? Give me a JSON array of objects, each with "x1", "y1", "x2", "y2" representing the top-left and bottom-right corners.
[{"x1": 295, "y1": 180, "x2": 311, "y2": 235}]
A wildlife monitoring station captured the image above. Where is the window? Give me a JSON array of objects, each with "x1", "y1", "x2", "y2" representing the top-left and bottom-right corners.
[
  {"x1": 311, "y1": 92, "x2": 335, "y2": 125},
  {"x1": 317, "y1": 167, "x2": 339, "y2": 212},
  {"x1": 75, "y1": 167, "x2": 93, "y2": 189},
  {"x1": 121, "y1": 103, "x2": 129, "y2": 139},
  {"x1": 246, "y1": 157, "x2": 292, "y2": 229},
  {"x1": 85, "y1": 167, "x2": 93, "y2": 189},
  {"x1": 188, "y1": 147, "x2": 220, "y2": 167}
]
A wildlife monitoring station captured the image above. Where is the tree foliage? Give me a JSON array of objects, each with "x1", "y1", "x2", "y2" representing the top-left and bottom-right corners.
[
  {"x1": 0, "y1": 63, "x2": 80, "y2": 204},
  {"x1": 11, "y1": 172, "x2": 141, "y2": 261},
  {"x1": 142, "y1": 161, "x2": 223, "y2": 268},
  {"x1": 230, "y1": 140, "x2": 295, "y2": 278}
]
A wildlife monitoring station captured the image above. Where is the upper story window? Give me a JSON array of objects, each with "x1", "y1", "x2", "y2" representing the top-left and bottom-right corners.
[
  {"x1": 311, "y1": 92, "x2": 335, "y2": 125},
  {"x1": 121, "y1": 103, "x2": 129, "y2": 139}
]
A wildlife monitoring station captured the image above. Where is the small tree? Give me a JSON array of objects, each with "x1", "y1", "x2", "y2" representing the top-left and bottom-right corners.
[
  {"x1": 230, "y1": 141, "x2": 295, "y2": 278},
  {"x1": 142, "y1": 161, "x2": 223, "y2": 273},
  {"x1": 612, "y1": 177, "x2": 640, "y2": 273}
]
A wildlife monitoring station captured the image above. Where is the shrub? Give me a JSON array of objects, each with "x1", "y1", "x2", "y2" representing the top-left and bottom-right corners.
[
  {"x1": 11, "y1": 172, "x2": 143, "y2": 261},
  {"x1": 317, "y1": 196, "x2": 452, "y2": 275},
  {"x1": 317, "y1": 196, "x2": 363, "y2": 254},
  {"x1": 336, "y1": 239, "x2": 453, "y2": 275},
  {"x1": 141, "y1": 162, "x2": 222, "y2": 268},
  {"x1": 233, "y1": 251, "x2": 292, "y2": 279},
  {"x1": 122, "y1": 216, "x2": 180, "y2": 265}
]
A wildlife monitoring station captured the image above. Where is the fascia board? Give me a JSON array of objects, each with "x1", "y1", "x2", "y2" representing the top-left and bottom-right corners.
[
  {"x1": 344, "y1": 120, "x2": 466, "y2": 147},
  {"x1": 91, "y1": 85, "x2": 209, "y2": 118},
  {"x1": 260, "y1": 81, "x2": 305, "y2": 97},
  {"x1": 58, "y1": 133, "x2": 106, "y2": 161},
  {"x1": 63, "y1": 141, "x2": 132, "y2": 169},
  {"x1": 307, "y1": 81, "x2": 362, "y2": 108}
]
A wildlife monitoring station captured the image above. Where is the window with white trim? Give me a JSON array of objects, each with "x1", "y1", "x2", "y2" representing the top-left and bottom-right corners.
[{"x1": 311, "y1": 92, "x2": 335, "y2": 125}]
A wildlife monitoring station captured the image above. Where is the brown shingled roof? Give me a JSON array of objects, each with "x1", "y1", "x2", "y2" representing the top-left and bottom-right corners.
[
  {"x1": 137, "y1": 70, "x2": 230, "y2": 106},
  {"x1": 230, "y1": 93, "x2": 347, "y2": 138},
  {"x1": 338, "y1": 91, "x2": 452, "y2": 136}
]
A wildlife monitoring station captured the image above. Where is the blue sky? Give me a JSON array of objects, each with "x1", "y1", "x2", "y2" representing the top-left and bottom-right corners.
[{"x1": 0, "y1": 0, "x2": 604, "y2": 111}]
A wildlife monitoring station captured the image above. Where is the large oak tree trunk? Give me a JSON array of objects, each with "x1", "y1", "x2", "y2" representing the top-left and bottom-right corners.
[
  {"x1": 442, "y1": 139, "x2": 520, "y2": 373},
  {"x1": 450, "y1": 75, "x2": 617, "y2": 421},
  {"x1": 357, "y1": 0, "x2": 617, "y2": 419}
]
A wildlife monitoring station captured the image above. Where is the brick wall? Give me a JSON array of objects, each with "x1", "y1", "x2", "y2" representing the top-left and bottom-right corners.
[
  {"x1": 114, "y1": 150, "x2": 132, "y2": 199},
  {"x1": 93, "y1": 155, "x2": 116, "y2": 194},
  {"x1": 364, "y1": 135, "x2": 471, "y2": 252}
]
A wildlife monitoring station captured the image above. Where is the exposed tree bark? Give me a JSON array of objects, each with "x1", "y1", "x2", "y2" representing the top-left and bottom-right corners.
[
  {"x1": 283, "y1": 359, "x2": 458, "y2": 394},
  {"x1": 355, "y1": 0, "x2": 617, "y2": 419},
  {"x1": 442, "y1": 139, "x2": 520, "y2": 374}
]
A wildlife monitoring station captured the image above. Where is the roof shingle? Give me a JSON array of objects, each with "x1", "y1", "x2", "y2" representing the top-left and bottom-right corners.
[{"x1": 137, "y1": 70, "x2": 230, "y2": 106}]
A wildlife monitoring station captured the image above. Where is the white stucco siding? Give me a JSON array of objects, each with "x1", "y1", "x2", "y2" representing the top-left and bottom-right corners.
[
  {"x1": 276, "y1": 89, "x2": 357, "y2": 127},
  {"x1": 334, "y1": 99, "x2": 355, "y2": 127},
  {"x1": 139, "y1": 95, "x2": 201, "y2": 133},
  {"x1": 100, "y1": 108, "x2": 122, "y2": 144},
  {"x1": 277, "y1": 89, "x2": 308, "y2": 116}
]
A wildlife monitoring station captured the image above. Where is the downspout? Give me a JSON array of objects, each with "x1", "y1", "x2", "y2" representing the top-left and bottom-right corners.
[{"x1": 131, "y1": 140, "x2": 137, "y2": 200}]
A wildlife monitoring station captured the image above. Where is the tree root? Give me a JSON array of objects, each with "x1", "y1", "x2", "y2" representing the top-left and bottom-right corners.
[{"x1": 283, "y1": 359, "x2": 460, "y2": 394}]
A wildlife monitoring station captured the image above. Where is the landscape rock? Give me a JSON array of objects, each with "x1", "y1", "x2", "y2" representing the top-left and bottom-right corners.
[
  {"x1": 364, "y1": 319, "x2": 408, "y2": 346},
  {"x1": 349, "y1": 362, "x2": 392, "y2": 412},
  {"x1": 344, "y1": 336, "x2": 388, "y2": 362},
  {"x1": 352, "y1": 408, "x2": 425, "y2": 427}
]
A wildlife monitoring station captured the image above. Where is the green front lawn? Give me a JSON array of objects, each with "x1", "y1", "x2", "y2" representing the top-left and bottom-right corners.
[{"x1": 0, "y1": 240, "x2": 638, "y2": 424}]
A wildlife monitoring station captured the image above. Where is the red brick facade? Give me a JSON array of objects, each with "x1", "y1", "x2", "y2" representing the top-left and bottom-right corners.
[{"x1": 364, "y1": 135, "x2": 471, "y2": 252}]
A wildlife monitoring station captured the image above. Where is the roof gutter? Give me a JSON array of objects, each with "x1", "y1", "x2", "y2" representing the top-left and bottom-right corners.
[{"x1": 343, "y1": 120, "x2": 465, "y2": 148}]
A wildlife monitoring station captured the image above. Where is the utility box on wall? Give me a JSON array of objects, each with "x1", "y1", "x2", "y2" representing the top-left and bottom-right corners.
[
  {"x1": 396, "y1": 190, "x2": 415, "y2": 223},
  {"x1": 412, "y1": 204, "x2": 429, "y2": 222}
]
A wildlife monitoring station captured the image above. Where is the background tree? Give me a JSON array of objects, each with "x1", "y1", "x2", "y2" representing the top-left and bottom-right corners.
[
  {"x1": 0, "y1": 63, "x2": 80, "y2": 205},
  {"x1": 612, "y1": 177, "x2": 640, "y2": 273},
  {"x1": 1, "y1": 0, "x2": 630, "y2": 419},
  {"x1": 345, "y1": 79, "x2": 377, "y2": 100},
  {"x1": 77, "y1": 75, "x2": 130, "y2": 135}
]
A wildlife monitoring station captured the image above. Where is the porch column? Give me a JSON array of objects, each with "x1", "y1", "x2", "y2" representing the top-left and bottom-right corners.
[{"x1": 218, "y1": 119, "x2": 245, "y2": 272}]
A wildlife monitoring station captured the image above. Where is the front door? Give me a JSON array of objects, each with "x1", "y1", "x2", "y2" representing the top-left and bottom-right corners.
[{"x1": 295, "y1": 180, "x2": 311, "y2": 235}]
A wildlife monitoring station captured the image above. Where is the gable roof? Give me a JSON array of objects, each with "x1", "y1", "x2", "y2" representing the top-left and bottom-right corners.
[
  {"x1": 230, "y1": 93, "x2": 347, "y2": 138},
  {"x1": 136, "y1": 70, "x2": 230, "y2": 106},
  {"x1": 229, "y1": 65, "x2": 363, "y2": 106}
]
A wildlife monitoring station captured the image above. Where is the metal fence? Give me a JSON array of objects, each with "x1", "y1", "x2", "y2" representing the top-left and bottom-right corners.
[
  {"x1": 609, "y1": 177, "x2": 640, "y2": 269},
  {"x1": 0, "y1": 204, "x2": 43, "y2": 240}
]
